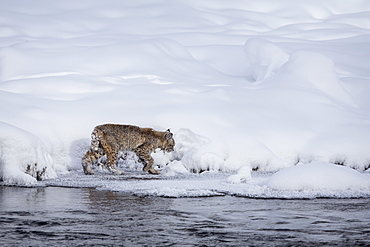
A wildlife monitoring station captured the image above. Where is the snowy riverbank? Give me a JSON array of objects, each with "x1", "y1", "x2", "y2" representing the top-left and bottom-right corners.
[{"x1": 0, "y1": 0, "x2": 370, "y2": 197}]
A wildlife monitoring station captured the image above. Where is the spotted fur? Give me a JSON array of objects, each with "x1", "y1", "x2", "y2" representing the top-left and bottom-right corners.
[{"x1": 82, "y1": 124, "x2": 175, "y2": 175}]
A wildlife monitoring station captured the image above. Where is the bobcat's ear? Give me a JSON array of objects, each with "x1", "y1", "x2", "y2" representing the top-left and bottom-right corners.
[{"x1": 165, "y1": 129, "x2": 173, "y2": 139}]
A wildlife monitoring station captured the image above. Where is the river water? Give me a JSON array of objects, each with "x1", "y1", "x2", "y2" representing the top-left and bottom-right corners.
[{"x1": 1, "y1": 186, "x2": 369, "y2": 246}]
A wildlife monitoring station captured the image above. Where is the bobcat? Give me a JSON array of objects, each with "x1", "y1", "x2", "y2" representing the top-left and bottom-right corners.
[{"x1": 82, "y1": 124, "x2": 175, "y2": 175}]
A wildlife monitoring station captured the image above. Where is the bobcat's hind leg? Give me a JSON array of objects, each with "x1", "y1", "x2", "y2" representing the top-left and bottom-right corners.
[
  {"x1": 82, "y1": 149, "x2": 103, "y2": 175},
  {"x1": 82, "y1": 128, "x2": 105, "y2": 175}
]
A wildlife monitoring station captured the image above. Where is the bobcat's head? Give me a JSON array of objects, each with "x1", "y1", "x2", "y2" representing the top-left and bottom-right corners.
[{"x1": 162, "y1": 129, "x2": 175, "y2": 152}]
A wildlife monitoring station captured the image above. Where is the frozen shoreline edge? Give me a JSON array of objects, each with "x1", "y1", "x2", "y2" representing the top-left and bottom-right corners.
[{"x1": 2, "y1": 168, "x2": 368, "y2": 200}]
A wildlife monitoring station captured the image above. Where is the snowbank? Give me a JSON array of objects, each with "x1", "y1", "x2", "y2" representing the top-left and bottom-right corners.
[
  {"x1": 0, "y1": 122, "x2": 56, "y2": 185},
  {"x1": 266, "y1": 162, "x2": 370, "y2": 191},
  {"x1": 0, "y1": 0, "x2": 370, "y2": 193},
  {"x1": 45, "y1": 161, "x2": 370, "y2": 199}
]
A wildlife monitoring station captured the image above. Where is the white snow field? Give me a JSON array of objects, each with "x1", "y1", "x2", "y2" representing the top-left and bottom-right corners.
[{"x1": 0, "y1": 0, "x2": 370, "y2": 197}]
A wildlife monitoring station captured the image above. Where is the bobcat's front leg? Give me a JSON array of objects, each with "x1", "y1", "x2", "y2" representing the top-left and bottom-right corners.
[{"x1": 135, "y1": 144, "x2": 160, "y2": 174}]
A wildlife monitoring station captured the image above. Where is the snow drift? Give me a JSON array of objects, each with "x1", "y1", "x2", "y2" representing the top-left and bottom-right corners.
[
  {"x1": 266, "y1": 162, "x2": 370, "y2": 191},
  {"x1": 0, "y1": 122, "x2": 57, "y2": 185},
  {"x1": 0, "y1": 0, "x2": 369, "y2": 196}
]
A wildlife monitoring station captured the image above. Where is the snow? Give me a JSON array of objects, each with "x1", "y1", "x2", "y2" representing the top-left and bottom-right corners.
[
  {"x1": 45, "y1": 161, "x2": 370, "y2": 199},
  {"x1": 0, "y1": 0, "x2": 370, "y2": 198},
  {"x1": 226, "y1": 165, "x2": 252, "y2": 184},
  {"x1": 0, "y1": 122, "x2": 57, "y2": 186},
  {"x1": 266, "y1": 162, "x2": 370, "y2": 191},
  {"x1": 244, "y1": 38, "x2": 289, "y2": 82}
]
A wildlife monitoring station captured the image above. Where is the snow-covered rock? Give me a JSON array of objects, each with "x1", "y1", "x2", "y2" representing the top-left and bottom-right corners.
[{"x1": 0, "y1": 122, "x2": 56, "y2": 185}]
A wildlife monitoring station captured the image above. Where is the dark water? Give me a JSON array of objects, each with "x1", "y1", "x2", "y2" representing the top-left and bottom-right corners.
[{"x1": 1, "y1": 186, "x2": 369, "y2": 246}]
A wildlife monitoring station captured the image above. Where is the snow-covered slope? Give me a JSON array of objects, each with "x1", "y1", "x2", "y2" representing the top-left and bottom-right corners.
[{"x1": 0, "y1": 0, "x2": 369, "y2": 193}]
